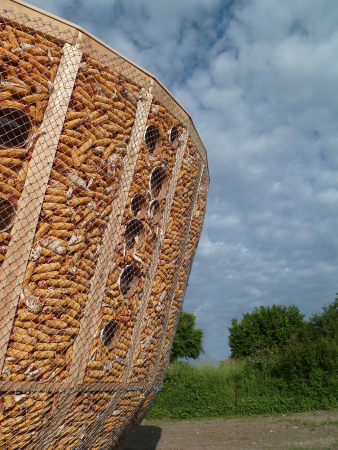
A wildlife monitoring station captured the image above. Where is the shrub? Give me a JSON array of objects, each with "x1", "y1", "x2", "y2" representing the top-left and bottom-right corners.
[
  {"x1": 228, "y1": 304, "x2": 305, "y2": 358},
  {"x1": 246, "y1": 343, "x2": 280, "y2": 372},
  {"x1": 277, "y1": 322, "x2": 338, "y2": 381},
  {"x1": 147, "y1": 360, "x2": 338, "y2": 419},
  {"x1": 309, "y1": 296, "x2": 338, "y2": 340}
]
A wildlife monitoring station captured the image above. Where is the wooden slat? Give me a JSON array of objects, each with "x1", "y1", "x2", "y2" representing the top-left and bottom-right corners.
[
  {"x1": 67, "y1": 83, "x2": 154, "y2": 387},
  {"x1": 79, "y1": 383, "x2": 143, "y2": 392},
  {"x1": 188, "y1": 123, "x2": 209, "y2": 180},
  {"x1": 0, "y1": 38, "x2": 83, "y2": 450},
  {"x1": 155, "y1": 166, "x2": 205, "y2": 385},
  {"x1": 0, "y1": 380, "x2": 150, "y2": 393},
  {"x1": 0, "y1": 381, "x2": 65, "y2": 392},
  {"x1": 151, "y1": 163, "x2": 205, "y2": 385},
  {"x1": 0, "y1": 42, "x2": 83, "y2": 375},
  {"x1": 121, "y1": 129, "x2": 189, "y2": 383}
]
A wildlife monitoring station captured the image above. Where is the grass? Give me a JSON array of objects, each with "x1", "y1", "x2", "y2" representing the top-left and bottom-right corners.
[
  {"x1": 320, "y1": 419, "x2": 338, "y2": 426},
  {"x1": 302, "y1": 419, "x2": 338, "y2": 429},
  {"x1": 192, "y1": 358, "x2": 246, "y2": 377},
  {"x1": 303, "y1": 420, "x2": 317, "y2": 429},
  {"x1": 147, "y1": 360, "x2": 338, "y2": 420}
]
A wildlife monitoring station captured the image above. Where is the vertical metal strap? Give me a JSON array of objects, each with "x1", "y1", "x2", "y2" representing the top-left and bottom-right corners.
[
  {"x1": 0, "y1": 42, "x2": 83, "y2": 374},
  {"x1": 150, "y1": 162, "x2": 205, "y2": 385},
  {"x1": 121, "y1": 129, "x2": 189, "y2": 383},
  {"x1": 68, "y1": 83, "x2": 154, "y2": 387}
]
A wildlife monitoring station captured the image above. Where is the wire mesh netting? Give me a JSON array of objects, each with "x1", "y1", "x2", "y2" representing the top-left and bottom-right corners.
[
  {"x1": 0, "y1": 3, "x2": 209, "y2": 450},
  {"x1": 128, "y1": 139, "x2": 203, "y2": 386},
  {"x1": 155, "y1": 168, "x2": 208, "y2": 384}
]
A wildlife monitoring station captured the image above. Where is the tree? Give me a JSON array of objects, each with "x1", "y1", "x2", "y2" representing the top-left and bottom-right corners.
[
  {"x1": 228, "y1": 304, "x2": 305, "y2": 358},
  {"x1": 308, "y1": 295, "x2": 338, "y2": 339},
  {"x1": 277, "y1": 296, "x2": 338, "y2": 380},
  {"x1": 277, "y1": 322, "x2": 338, "y2": 380},
  {"x1": 170, "y1": 311, "x2": 204, "y2": 362}
]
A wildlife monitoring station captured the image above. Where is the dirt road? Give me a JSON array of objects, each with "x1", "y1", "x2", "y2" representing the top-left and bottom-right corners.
[{"x1": 123, "y1": 409, "x2": 338, "y2": 450}]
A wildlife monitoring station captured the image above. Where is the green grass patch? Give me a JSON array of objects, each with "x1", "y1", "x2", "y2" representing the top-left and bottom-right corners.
[
  {"x1": 303, "y1": 420, "x2": 316, "y2": 429},
  {"x1": 319, "y1": 419, "x2": 338, "y2": 426}
]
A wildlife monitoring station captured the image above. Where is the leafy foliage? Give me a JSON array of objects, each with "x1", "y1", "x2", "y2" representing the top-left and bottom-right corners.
[
  {"x1": 228, "y1": 304, "x2": 305, "y2": 358},
  {"x1": 246, "y1": 344, "x2": 280, "y2": 372},
  {"x1": 277, "y1": 297, "x2": 338, "y2": 380},
  {"x1": 277, "y1": 324, "x2": 338, "y2": 378},
  {"x1": 170, "y1": 311, "x2": 204, "y2": 362},
  {"x1": 147, "y1": 360, "x2": 338, "y2": 419},
  {"x1": 148, "y1": 297, "x2": 338, "y2": 420},
  {"x1": 308, "y1": 295, "x2": 338, "y2": 339}
]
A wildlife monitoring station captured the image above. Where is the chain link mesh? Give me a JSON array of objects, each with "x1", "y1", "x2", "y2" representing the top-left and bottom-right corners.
[{"x1": 0, "y1": 4, "x2": 209, "y2": 450}]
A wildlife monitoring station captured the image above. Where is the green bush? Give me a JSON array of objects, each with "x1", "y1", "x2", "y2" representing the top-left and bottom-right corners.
[
  {"x1": 246, "y1": 344, "x2": 280, "y2": 372},
  {"x1": 147, "y1": 298, "x2": 338, "y2": 420},
  {"x1": 273, "y1": 297, "x2": 338, "y2": 382},
  {"x1": 147, "y1": 360, "x2": 338, "y2": 420},
  {"x1": 309, "y1": 296, "x2": 338, "y2": 339},
  {"x1": 276, "y1": 324, "x2": 338, "y2": 381},
  {"x1": 147, "y1": 360, "x2": 243, "y2": 419},
  {"x1": 228, "y1": 304, "x2": 305, "y2": 358}
]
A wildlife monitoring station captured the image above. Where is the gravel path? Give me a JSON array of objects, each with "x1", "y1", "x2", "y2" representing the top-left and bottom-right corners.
[{"x1": 123, "y1": 409, "x2": 338, "y2": 450}]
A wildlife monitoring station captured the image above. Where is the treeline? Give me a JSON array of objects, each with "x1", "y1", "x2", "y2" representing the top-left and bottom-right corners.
[
  {"x1": 148, "y1": 296, "x2": 338, "y2": 419},
  {"x1": 228, "y1": 297, "x2": 338, "y2": 384}
]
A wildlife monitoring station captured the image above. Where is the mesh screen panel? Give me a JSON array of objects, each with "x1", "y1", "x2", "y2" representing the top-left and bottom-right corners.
[{"x1": 0, "y1": 3, "x2": 209, "y2": 450}]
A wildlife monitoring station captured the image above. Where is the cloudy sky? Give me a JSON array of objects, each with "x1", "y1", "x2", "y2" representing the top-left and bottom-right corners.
[{"x1": 23, "y1": 0, "x2": 338, "y2": 361}]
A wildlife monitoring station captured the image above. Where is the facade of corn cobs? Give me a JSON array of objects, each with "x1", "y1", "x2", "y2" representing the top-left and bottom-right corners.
[{"x1": 0, "y1": 1, "x2": 209, "y2": 449}]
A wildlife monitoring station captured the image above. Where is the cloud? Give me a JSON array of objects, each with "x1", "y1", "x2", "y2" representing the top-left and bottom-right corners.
[{"x1": 24, "y1": 0, "x2": 338, "y2": 361}]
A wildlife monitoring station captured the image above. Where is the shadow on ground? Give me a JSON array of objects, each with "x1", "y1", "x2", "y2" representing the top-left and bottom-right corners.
[{"x1": 123, "y1": 425, "x2": 162, "y2": 450}]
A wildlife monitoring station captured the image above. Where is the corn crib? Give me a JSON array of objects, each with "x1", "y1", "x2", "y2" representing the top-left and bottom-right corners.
[{"x1": 0, "y1": 1, "x2": 209, "y2": 449}]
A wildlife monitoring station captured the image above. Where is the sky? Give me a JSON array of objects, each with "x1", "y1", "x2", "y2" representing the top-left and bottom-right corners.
[{"x1": 22, "y1": 0, "x2": 338, "y2": 361}]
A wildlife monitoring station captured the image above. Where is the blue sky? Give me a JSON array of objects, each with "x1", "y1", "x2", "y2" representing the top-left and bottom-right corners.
[{"x1": 24, "y1": 0, "x2": 338, "y2": 360}]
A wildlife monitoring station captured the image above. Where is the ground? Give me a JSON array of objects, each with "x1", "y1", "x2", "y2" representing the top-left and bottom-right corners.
[{"x1": 123, "y1": 409, "x2": 338, "y2": 450}]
